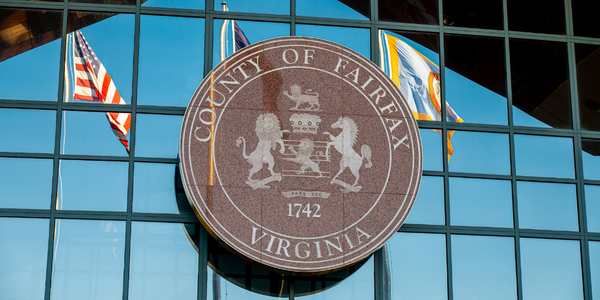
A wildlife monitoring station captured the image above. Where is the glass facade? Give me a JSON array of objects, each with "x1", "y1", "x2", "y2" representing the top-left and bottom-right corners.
[{"x1": 1, "y1": 0, "x2": 600, "y2": 299}]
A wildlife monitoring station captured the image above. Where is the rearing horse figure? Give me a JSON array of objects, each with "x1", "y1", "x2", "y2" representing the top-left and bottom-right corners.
[{"x1": 322, "y1": 116, "x2": 373, "y2": 190}]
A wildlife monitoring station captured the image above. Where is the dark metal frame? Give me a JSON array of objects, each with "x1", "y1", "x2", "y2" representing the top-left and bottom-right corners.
[{"x1": 1, "y1": 0, "x2": 600, "y2": 299}]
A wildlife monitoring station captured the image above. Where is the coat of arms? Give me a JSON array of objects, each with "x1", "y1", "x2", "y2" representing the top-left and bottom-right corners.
[{"x1": 235, "y1": 85, "x2": 373, "y2": 197}]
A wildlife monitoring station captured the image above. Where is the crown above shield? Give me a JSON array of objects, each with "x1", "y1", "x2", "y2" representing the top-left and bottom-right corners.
[{"x1": 289, "y1": 113, "x2": 321, "y2": 134}]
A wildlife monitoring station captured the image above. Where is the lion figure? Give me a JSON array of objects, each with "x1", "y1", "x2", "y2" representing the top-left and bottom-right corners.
[
  {"x1": 236, "y1": 112, "x2": 285, "y2": 182},
  {"x1": 285, "y1": 138, "x2": 322, "y2": 177},
  {"x1": 283, "y1": 84, "x2": 320, "y2": 110}
]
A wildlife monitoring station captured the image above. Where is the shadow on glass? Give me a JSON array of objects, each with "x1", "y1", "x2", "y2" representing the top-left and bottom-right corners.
[
  {"x1": 510, "y1": 39, "x2": 571, "y2": 128},
  {"x1": 507, "y1": 0, "x2": 566, "y2": 34},
  {"x1": 575, "y1": 44, "x2": 600, "y2": 132},
  {"x1": 442, "y1": 0, "x2": 503, "y2": 29},
  {"x1": 378, "y1": 0, "x2": 438, "y2": 25},
  {"x1": 444, "y1": 34, "x2": 507, "y2": 125},
  {"x1": 296, "y1": 0, "x2": 369, "y2": 20}
]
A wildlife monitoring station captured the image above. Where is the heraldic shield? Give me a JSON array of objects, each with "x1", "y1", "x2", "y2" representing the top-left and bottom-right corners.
[{"x1": 234, "y1": 84, "x2": 374, "y2": 198}]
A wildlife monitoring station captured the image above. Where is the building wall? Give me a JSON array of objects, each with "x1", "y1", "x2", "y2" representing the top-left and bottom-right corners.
[{"x1": 1, "y1": 0, "x2": 600, "y2": 299}]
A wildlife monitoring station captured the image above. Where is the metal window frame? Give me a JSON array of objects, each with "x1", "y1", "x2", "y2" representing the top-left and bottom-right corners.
[{"x1": 1, "y1": 0, "x2": 599, "y2": 299}]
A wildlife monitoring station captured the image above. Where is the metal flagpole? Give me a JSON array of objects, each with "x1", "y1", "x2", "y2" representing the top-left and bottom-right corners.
[{"x1": 220, "y1": 2, "x2": 230, "y2": 62}]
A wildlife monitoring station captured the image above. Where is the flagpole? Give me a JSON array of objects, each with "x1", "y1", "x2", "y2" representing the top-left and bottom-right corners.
[{"x1": 220, "y1": 2, "x2": 230, "y2": 62}]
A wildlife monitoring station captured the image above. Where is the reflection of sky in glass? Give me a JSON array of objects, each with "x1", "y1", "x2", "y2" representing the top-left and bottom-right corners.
[
  {"x1": 61, "y1": 111, "x2": 129, "y2": 156},
  {"x1": 299, "y1": 256, "x2": 374, "y2": 300},
  {"x1": 452, "y1": 235, "x2": 517, "y2": 300},
  {"x1": 445, "y1": 68, "x2": 507, "y2": 125},
  {"x1": 136, "y1": 114, "x2": 183, "y2": 158},
  {"x1": 0, "y1": 108, "x2": 56, "y2": 153},
  {"x1": 520, "y1": 238, "x2": 583, "y2": 300},
  {"x1": 514, "y1": 134, "x2": 574, "y2": 178},
  {"x1": 0, "y1": 218, "x2": 49, "y2": 300},
  {"x1": 66, "y1": 13, "x2": 134, "y2": 104},
  {"x1": 0, "y1": 38, "x2": 60, "y2": 101},
  {"x1": 212, "y1": 20, "x2": 289, "y2": 68},
  {"x1": 582, "y1": 147, "x2": 600, "y2": 180},
  {"x1": 513, "y1": 107, "x2": 551, "y2": 128},
  {"x1": 449, "y1": 131, "x2": 511, "y2": 175},
  {"x1": 296, "y1": 0, "x2": 368, "y2": 20},
  {"x1": 142, "y1": 0, "x2": 204, "y2": 9},
  {"x1": 585, "y1": 185, "x2": 600, "y2": 232},
  {"x1": 138, "y1": 15, "x2": 205, "y2": 107},
  {"x1": 517, "y1": 181, "x2": 578, "y2": 231},
  {"x1": 0, "y1": 157, "x2": 52, "y2": 209},
  {"x1": 51, "y1": 219, "x2": 126, "y2": 300},
  {"x1": 420, "y1": 129, "x2": 442, "y2": 171},
  {"x1": 133, "y1": 163, "x2": 179, "y2": 213},
  {"x1": 296, "y1": 25, "x2": 370, "y2": 59},
  {"x1": 589, "y1": 241, "x2": 600, "y2": 300},
  {"x1": 387, "y1": 233, "x2": 447, "y2": 300},
  {"x1": 58, "y1": 160, "x2": 128, "y2": 211},
  {"x1": 129, "y1": 222, "x2": 198, "y2": 300},
  {"x1": 450, "y1": 177, "x2": 513, "y2": 228},
  {"x1": 406, "y1": 176, "x2": 444, "y2": 225},
  {"x1": 215, "y1": 0, "x2": 289, "y2": 15}
]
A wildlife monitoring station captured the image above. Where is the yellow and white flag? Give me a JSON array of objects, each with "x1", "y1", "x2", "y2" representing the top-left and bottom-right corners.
[{"x1": 379, "y1": 30, "x2": 463, "y2": 159}]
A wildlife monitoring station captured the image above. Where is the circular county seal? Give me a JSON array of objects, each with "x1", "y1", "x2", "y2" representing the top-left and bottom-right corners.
[{"x1": 180, "y1": 37, "x2": 422, "y2": 274}]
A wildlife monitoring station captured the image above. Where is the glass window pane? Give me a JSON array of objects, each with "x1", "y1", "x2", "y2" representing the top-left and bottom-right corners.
[
  {"x1": 517, "y1": 181, "x2": 578, "y2": 231},
  {"x1": 297, "y1": 0, "x2": 369, "y2": 20},
  {"x1": 50, "y1": 219, "x2": 126, "y2": 300},
  {"x1": 520, "y1": 238, "x2": 583, "y2": 300},
  {"x1": 444, "y1": 35, "x2": 507, "y2": 125},
  {"x1": 65, "y1": 13, "x2": 134, "y2": 104},
  {"x1": 212, "y1": 20, "x2": 289, "y2": 68},
  {"x1": 0, "y1": 217, "x2": 49, "y2": 300},
  {"x1": 421, "y1": 129, "x2": 442, "y2": 171},
  {"x1": 69, "y1": 0, "x2": 134, "y2": 5},
  {"x1": 138, "y1": 16, "x2": 204, "y2": 107},
  {"x1": 514, "y1": 135, "x2": 574, "y2": 178},
  {"x1": 207, "y1": 268, "x2": 286, "y2": 300},
  {"x1": 296, "y1": 25, "x2": 370, "y2": 59},
  {"x1": 585, "y1": 185, "x2": 600, "y2": 233},
  {"x1": 451, "y1": 235, "x2": 516, "y2": 300},
  {"x1": 142, "y1": 0, "x2": 204, "y2": 10},
  {"x1": 442, "y1": 0, "x2": 503, "y2": 29},
  {"x1": 589, "y1": 241, "x2": 600, "y2": 299},
  {"x1": 507, "y1": 0, "x2": 565, "y2": 34},
  {"x1": 0, "y1": 157, "x2": 52, "y2": 209},
  {"x1": 57, "y1": 160, "x2": 128, "y2": 211},
  {"x1": 297, "y1": 257, "x2": 374, "y2": 300},
  {"x1": 0, "y1": 8, "x2": 62, "y2": 101},
  {"x1": 135, "y1": 114, "x2": 182, "y2": 158},
  {"x1": 449, "y1": 131, "x2": 511, "y2": 175},
  {"x1": 510, "y1": 39, "x2": 571, "y2": 129},
  {"x1": 378, "y1": 0, "x2": 438, "y2": 25},
  {"x1": 387, "y1": 233, "x2": 447, "y2": 300},
  {"x1": 582, "y1": 139, "x2": 600, "y2": 180},
  {"x1": 450, "y1": 177, "x2": 513, "y2": 228},
  {"x1": 572, "y1": 1, "x2": 600, "y2": 38},
  {"x1": 575, "y1": 44, "x2": 600, "y2": 132},
  {"x1": 133, "y1": 163, "x2": 181, "y2": 214},
  {"x1": 128, "y1": 222, "x2": 198, "y2": 300},
  {"x1": 214, "y1": 0, "x2": 289, "y2": 15},
  {"x1": 0, "y1": 108, "x2": 56, "y2": 153},
  {"x1": 61, "y1": 111, "x2": 131, "y2": 156},
  {"x1": 406, "y1": 176, "x2": 444, "y2": 225}
]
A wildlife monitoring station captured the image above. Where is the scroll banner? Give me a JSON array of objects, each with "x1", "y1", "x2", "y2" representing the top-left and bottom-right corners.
[{"x1": 282, "y1": 191, "x2": 331, "y2": 199}]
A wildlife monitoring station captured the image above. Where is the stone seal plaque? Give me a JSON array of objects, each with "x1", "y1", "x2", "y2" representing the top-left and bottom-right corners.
[{"x1": 180, "y1": 37, "x2": 422, "y2": 274}]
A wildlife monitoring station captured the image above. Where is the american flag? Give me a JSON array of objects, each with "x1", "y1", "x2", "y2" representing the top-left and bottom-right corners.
[{"x1": 70, "y1": 30, "x2": 131, "y2": 153}]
